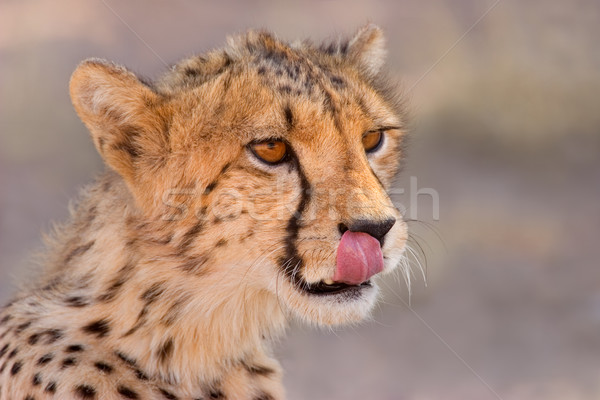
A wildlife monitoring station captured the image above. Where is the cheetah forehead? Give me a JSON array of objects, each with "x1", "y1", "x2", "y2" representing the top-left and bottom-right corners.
[{"x1": 156, "y1": 28, "x2": 387, "y2": 102}]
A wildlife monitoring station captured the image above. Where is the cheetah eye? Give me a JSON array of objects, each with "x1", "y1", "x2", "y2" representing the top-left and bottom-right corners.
[
  {"x1": 362, "y1": 130, "x2": 384, "y2": 153},
  {"x1": 249, "y1": 140, "x2": 288, "y2": 164}
]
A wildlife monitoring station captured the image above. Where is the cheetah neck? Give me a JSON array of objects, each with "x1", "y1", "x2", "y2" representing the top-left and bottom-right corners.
[{"x1": 37, "y1": 172, "x2": 287, "y2": 392}]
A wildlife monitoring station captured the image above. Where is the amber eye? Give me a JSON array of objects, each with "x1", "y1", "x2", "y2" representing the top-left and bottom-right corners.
[
  {"x1": 249, "y1": 140, "x2": 288, "y2": 164},
  {"x1": 362, "y1": 130, "x2": 383, "y2": 153}
]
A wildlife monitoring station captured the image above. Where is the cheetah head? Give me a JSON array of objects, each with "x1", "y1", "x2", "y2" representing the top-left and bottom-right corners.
[{"x1": 69, "y1": 25, "x2": 407, "y2": 327}]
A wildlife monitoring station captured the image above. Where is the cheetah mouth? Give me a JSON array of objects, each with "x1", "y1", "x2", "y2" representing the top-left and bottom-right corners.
[{"x1": 302, "y1": 280, "x2": 372, "y2": 296}]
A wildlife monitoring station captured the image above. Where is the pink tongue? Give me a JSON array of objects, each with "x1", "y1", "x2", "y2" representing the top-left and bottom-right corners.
[{"x1": 334, "y1": 231, "x2": 384, "y2": 285}]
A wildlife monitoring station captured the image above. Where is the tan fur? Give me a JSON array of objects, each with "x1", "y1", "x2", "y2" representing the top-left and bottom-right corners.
[{"x1": 0, "y1": 25, "x2": 407, "y2": 399}]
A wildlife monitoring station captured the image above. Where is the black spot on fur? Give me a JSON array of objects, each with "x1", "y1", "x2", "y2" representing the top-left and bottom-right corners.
[
  {"x1": 75, "y1": 384, "x2": 97, "y2": 399},
  {"x1": 0, "y1": 344, "x2": 9, "y2": 358},
  {"x1": 64, "y1": 241, "x2": 95, "y2": 264},
  {"x1": 242, "y1": 361, "x2": 275, "y2": 377},
  {"x1": 220, "y1": 162, "x2": 232, "y2": 175},
  {"x1": 257, "y1": 66, "x2": 267, "y2": 75},
  {"x1": 157, "y1": 338, "x2": 174, "y2": 364},
  {"x1": 263, "y1": 48, "x2": 287, "y2": 66},
  {"x1": 97, "y1": 136, "x2": 106, "y2": 151},
  {"x1": 65, "y1": 296, "x2": 90, "y2": 308},
  {"x1": 321, "y1": 42, "x2": 337, "y2": 55},
  {"x1": 254, "y1": 393, "x2": 274, "y2": 400},
  {"x1": 10, "y1": 360, "x2": 23, "y2": 375},
  {"x1": 25, "y1": 395, "x2": 35, "y2": 400},
  {"x1": 45, "y1": 381, "x2": 57, "y2": 393},
  {"x1": 33, "y1": 372, "x2": 42, "y2": 386},
  {"x1": 340, "y1": 40, "x2": 349, "y2": 54},
  {"x1": 42, "y1": 329, "x2": 63, "y2": 344},
  {"x1": 66, "y1": 344, "x2": 84, "y2": 353},
  {"x1": 179, "y1": 256, "x2": 208, "y2": 274},
  {"x1": 41, "y1": 278, "x2": 60, "y2": 292},
  {"x1": 141, "y1": 282, "x2": 166, "y2": 304},
  {"x1": 217, "y1": 53, "x2": 232, "y2": 73},
  {"x1": 204, "y1": 181, "x2": 217, "y2": 195},
  {"x1": 8, "y1": 348, "x2": 18, "y2": 359},
  {"x1": 97, "y1": 278, "x2": 125, "y2": 302},
  {"x1": 113, "y1": 125, "x2": 143, "y2": 159},
  {"x1": 134, "y1": 368, "x2": 149, "y2": 381},
  {"x1": 86, "y1": 205, "x2": 97, "y2": 221},
  {"x1": 215, "y1": 239, "x2": 227, "y2": 247},
  {"x1": 180, "y1": 221, "x2": 204, "y2": 250},
  {"x1": 82, "y1": 319, "x2": 111, "y2": 338},
  {"x1": 28, "y1": 333, "x2": 41, "y2": 345},
  {"x1": 116, "y1": 351, "x2": 137, "y2": 367},
  {"x1": 37, "y1": 353, "x2": 54, "y2": 365},
  {"x1": 159, "y1": 388, "x2": 178, "y2": 400},
  {"x1": 123, "y1": 313, "x2": 145, "y2": 337},
  {"x1": 15, "y1": 321, "x2": 31, "y2": 333},
  {"x1": 94, "y1": 361, "x2": 114, "y2": 373},
  {"x1": 240, "y1": 230, "x2": 254, "y2": 242},
  {"x1": 116, "y1": 350, "x2": 150, "y2": 379},
  {"x1": 330, "y1": 74, "x2": 346, "y2": 88},
  {"x1": 61, "y1": 357, "x2": 77, "y2": 368},
  {"x1": 98, "y1": 262, "x2": 135, "y2": 302},
  {"x1": 0, "y1": 315, "x2": 11, "y2": 325},
  {"x1": 278, "y1": 85, "x2": 292, "y2": 94},
  {"x1": 118, "y1": 386, "x2": 139, "y2": 399},
  {"x1": 322, "y1": 90, "x2": 336, "y2": 114},
  {"x1": 209, "y1": 390, "x2": 224, "y2": 399},
  {"x1": 198, "y1": 205, "x2": 208, "y2": 216},
  {"x1": 162, "y1": 296, "x2": 189, "y2": 326},
  {"x1": 284, "y1": 105, "x2": 294, "y2": 128},
  {"x1": 184, "y1": 67, "x2": 200, "y2": 77}
]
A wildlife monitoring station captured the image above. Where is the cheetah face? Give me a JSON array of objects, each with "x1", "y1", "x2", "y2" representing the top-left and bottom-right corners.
[{"x1": 70, "y1": 26, "x2": 407, "y2": 326}]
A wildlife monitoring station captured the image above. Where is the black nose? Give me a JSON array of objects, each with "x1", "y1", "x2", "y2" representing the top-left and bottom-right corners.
[{"x1": 338, "y1": 218, "x2": 396, "y2": 243}]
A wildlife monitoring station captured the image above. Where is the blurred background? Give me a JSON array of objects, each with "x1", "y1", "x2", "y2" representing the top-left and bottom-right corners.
[{"x1": 1, "y1": 1, "x2": 599, "y2": 399}]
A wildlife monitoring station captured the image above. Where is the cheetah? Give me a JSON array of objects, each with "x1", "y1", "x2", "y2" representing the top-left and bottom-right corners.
[{"x1": 0, "y1": 25, "x2": 408, "y2": 399}]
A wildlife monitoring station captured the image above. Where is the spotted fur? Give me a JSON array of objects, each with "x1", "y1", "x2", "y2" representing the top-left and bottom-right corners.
[{"x1": 0, "y1": 25, "x2": 407, "y2": 399}]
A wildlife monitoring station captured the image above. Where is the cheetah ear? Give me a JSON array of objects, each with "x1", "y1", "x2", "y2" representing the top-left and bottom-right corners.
[
  {"x1": 347, "y1": 24, "x2": 387, "y2": 77},
  {"x1": 70, "y1": 59, "x2": 166, "y2": 188}
]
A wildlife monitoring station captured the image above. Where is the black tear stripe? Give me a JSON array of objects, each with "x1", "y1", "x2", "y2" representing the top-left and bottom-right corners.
[{"x1": 279, "y1": 148, "x2": 311, "y2": 283}]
